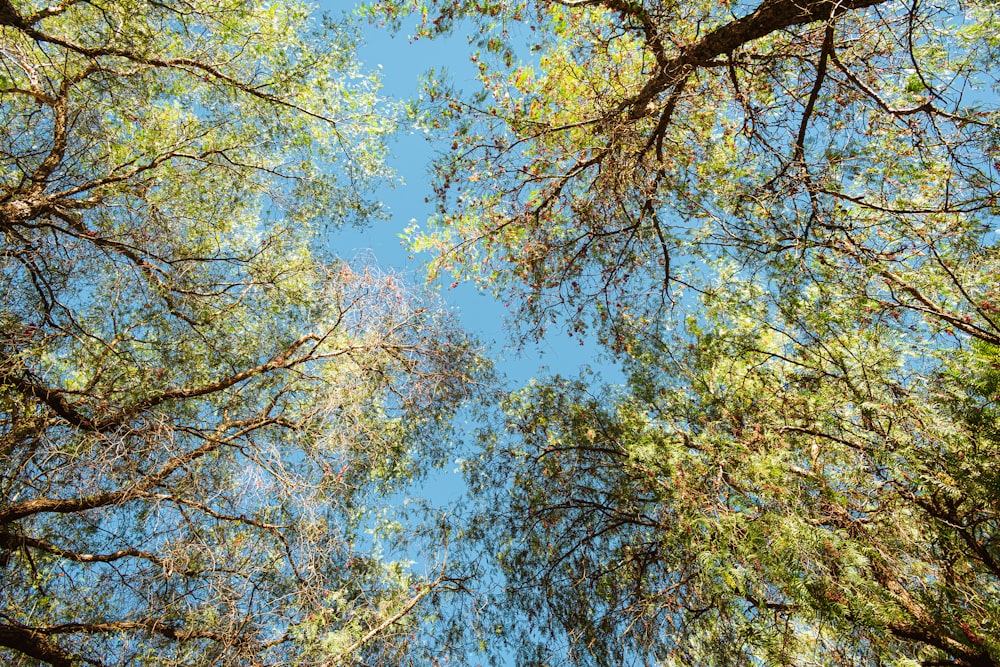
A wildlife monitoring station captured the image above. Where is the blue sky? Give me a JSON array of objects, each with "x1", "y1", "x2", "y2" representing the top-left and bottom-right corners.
[
  {"x1": 331, "y1": 4, "x2": 623, "y2": 387},
  {"x1": 328, "y1": 10, "x2": 627, "y2": 623}
]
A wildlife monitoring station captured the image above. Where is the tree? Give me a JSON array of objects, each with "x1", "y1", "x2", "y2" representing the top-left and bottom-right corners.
[
  {"x1": 399, "y1": 0, "x2": 998, "y2": 345},
  {"x1": 374, "y1": 0, "x2": 1000, "y2": 664},
  {"x1": 0, "y1": 1, "x2": 482, "y2": 664}
]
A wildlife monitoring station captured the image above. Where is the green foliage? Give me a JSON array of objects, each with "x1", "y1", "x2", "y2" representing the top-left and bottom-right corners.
[
  {"x1": 369, "y1": 0, "x2": 1000, "y2": 665},
  {"x1": 0, "y1": 1, "x2": 484, "y2": 665}
]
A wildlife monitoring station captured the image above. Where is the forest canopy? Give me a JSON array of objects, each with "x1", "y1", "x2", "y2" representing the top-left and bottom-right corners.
[
  {"x1": 0, "y1": 0, "x2": 482, "y2": 665},
  {"x1": 377, "y1": 0, "x2": 1000, "y2": 665},
  {"x1": 2, "y1": 0, "x2": 1000, "y2": 666}
]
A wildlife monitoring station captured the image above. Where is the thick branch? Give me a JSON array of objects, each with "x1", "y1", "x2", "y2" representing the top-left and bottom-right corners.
[
  {"x1": 0, "y1": 530, "x2": 164, "y2": 566},
  {"x1": 0, "y1": 370, "x2": 97, "y2": 430},
  {"x1": 98, "y1": 333, "x2": 322, "y2": 428},
  {"x1": 0, "y1": 0, "x2": 27, "y2": 28},
  {"x1": 14, "y1": 25, "x2": 339, "y2": 127},
  {"x1": 0, "y1": 625, "x2": 75, "y2": 667},
  {"x1": 0, "y1": 417, "x2": 276, "y2": 524},
  {"x1": 888, "y1": 621, "x2": 994, "y2": 667},
  {"x1": 880, "y1": 269, "x2": 1000, "y2": 346},
  {"x1": 41, "y1": 619, "x2": 230, "y2": 644},
  {"x1": 624, "y1": 0, "x2": 890, "y2": 118},
  {"x1": 0, "y1": 333, "x2": 323, "y2": 435}
]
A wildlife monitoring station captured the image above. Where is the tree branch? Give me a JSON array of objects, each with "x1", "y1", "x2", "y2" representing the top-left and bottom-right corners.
[
  {"x1": 0, "y1": 530, "x2": 165, "y2": 567},
  {"x1": 0, "y1": 624, "x2": 76, "y2": 667},
  {"x1": 623, "y1": 0, "x2": 890, "y2": 119},
  {"x1": 0, "y1": 416, "x2": 274, "y2": 524}
]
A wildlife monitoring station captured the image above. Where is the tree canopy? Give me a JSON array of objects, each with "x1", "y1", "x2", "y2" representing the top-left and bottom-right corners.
[
  {"x1": 0, "y1": 1, "x2": 482, "y2": 665},
  {"x1": 376, "y1": 0, "x2": 1000, "y2": 665},
  {"x1": 4, "y1": 0, "x2": 1000, "y2": 665}
]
